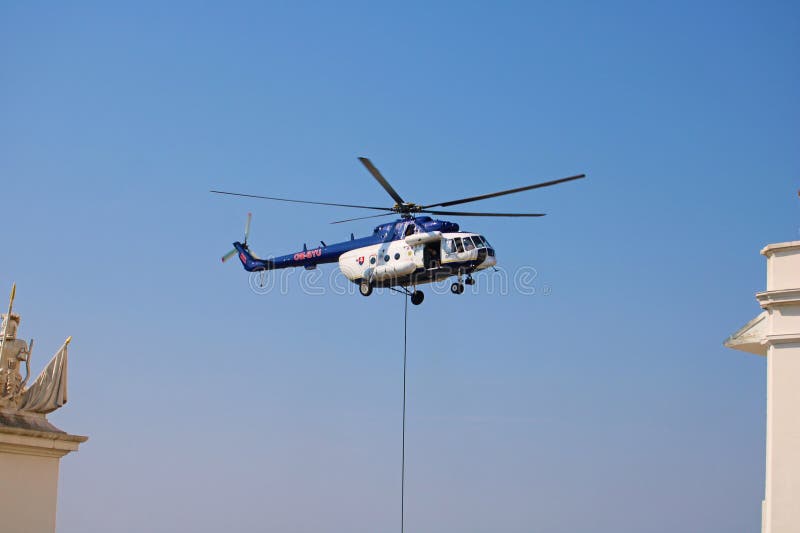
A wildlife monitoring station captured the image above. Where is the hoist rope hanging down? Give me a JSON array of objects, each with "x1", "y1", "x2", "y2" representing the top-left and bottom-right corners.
[{"x1": 401, "y1": 292, "x2": 408, "y2": 533}]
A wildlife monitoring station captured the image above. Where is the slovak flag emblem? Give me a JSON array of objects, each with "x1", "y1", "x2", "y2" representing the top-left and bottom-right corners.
[{"x1": 357, "y1": 256, "x2": 365, "y2": 265}]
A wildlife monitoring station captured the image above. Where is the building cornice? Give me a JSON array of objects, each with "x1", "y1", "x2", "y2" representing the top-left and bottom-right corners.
[
  {"x1": 761, "y1": 240, "x2": 800, "y2": 257},
  {"x1": 763, "y1": 334, "x2": 800, "y2": 347},
  {"x1": 0, "y1": 428, "x2": 87, "y2": 458},
  {"x1": 0, "y1": 408, "x2": 87, "y2": 457},
  {"x1": 757, "y1": 288, "x2": 800, "y2": 308}
]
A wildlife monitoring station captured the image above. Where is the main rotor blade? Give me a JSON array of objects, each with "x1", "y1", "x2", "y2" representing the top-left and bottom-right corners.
[
  {"x1": 422, "y1": 174, "x2": 586, "y2": 209},
  {"x1": 329, "y1": 208, "x2": 547, "y2": 223},
  {"x1": 358, "y1": 157, "x2": 405, "y2": 205},
  {"x1": 330, "y1": 211, "x2": 396, "y2": 225},
  {"x1": 423, "y1": 210, "x2": 546, "y2": 217},
  {"x1": 210, "y1": 190, "x2": 389, "y2": 211}
]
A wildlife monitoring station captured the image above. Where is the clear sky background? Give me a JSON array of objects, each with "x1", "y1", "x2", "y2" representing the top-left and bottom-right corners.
[{"x1": 1, "y1": 2, "x2": 798, "y2": 532}]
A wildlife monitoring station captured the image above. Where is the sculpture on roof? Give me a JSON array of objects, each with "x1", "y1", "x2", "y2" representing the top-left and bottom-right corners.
[{"x1": 0, "y1": 284, "x2": 69, "y2": 414}]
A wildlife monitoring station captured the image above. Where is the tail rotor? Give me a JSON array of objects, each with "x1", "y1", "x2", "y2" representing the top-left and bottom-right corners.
[{"x1": 221, "y1": 212, "x2": 253, "y2": 263}]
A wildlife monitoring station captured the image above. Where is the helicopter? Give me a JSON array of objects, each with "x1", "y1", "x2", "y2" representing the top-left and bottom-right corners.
[{"x1": 213, "y1": 157, "x2": 585, "y2": 305}]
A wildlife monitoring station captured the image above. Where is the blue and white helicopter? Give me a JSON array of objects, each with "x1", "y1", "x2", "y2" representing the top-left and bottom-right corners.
[{"x1": 214, "y1": 158, "x2": 584, "y2": 305}]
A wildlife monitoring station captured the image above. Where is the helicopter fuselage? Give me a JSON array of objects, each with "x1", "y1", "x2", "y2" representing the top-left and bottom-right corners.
[{"x1": 233, "y1": 216, "x2": 496, "y2": 290}]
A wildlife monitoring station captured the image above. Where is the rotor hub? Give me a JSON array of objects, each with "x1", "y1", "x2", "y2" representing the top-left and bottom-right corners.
[{"x1": 393, "y1": 203, "x2": 422, "y2": 215}]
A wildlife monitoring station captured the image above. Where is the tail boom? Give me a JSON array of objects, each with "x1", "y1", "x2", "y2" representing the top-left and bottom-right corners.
[{"x1": 233, "y1": 242, "x2": 272, "y2": 272}]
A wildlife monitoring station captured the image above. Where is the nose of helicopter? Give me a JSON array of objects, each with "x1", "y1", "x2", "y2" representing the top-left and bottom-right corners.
[{"x1": 479, "y1": 248, "x2": 497, "y2": 269}]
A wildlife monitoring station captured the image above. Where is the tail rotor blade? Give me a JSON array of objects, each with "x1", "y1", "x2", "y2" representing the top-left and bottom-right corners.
[
  {"x1": 244, "y1": 212, "x2": 252, "y2": 243},
  {"x1": 221, "y1": 249, "x2": 237, "y2": 263}
]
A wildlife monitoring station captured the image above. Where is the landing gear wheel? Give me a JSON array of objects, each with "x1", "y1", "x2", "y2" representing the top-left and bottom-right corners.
[
  {"x1": 410, "y1": 290, "x2": 425, "y2": 305},
  {"x1": 359, "y1": 281, "x2": 373, "y2": 297},
  {"x1": 451, "y1": 282, "x2": 464, "y2": 294},
  {"x1": 465, "y1": 276, "x2": 475, "y2": 286}
]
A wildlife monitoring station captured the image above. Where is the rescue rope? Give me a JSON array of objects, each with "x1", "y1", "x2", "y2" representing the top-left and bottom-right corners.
[{"x1": 401, "y1": 291, "x2": 408, "y2": 533}]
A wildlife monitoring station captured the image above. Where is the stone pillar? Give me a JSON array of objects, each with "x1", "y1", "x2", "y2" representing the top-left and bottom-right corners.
[
  {"x1": 0, "y1": 410, "x2": 87, "y2": 533},
  {"x1": 725, "y1": 240, "x2": 800, "y2": 533}
]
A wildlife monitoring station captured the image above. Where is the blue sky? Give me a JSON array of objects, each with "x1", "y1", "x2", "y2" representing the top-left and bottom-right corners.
[{"x1": 1, "y1": 1, "x2": 798, "y2": 532}]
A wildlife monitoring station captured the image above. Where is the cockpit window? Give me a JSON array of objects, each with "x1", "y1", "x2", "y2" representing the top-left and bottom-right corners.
[
  {"x1": 479, "y1": 235, "x2": 491, "y2": 248},
  {"x1": 463, "y1": 237, "x2": 476, "y2": 251},
  {"x1": 472, "y1": 235, "x2": 486, "y2": 248},
  {"x1": 443, "y1": 239, "x2": 455, "y2": 254},
  {"x1": 454, "y1": 238, "x2": 464, "y2": 253}
]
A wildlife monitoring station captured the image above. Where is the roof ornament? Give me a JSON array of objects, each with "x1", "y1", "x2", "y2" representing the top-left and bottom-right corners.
[{"x1": 0, "y1": 284, "x2": 70, "y2": 414}]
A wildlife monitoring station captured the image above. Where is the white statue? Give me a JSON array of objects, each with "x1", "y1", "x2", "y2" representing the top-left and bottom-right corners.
[
  {"x1": 0, "y1": 284, "x2": 69, "y2": 414},
  {"x1": 0, "y1": 312, "x2": 30, "y2": 405}
]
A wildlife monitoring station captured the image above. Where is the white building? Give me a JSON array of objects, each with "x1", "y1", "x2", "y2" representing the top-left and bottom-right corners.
[{"x1": 725, "y1": 240, "x2": 800, "y2": 533}]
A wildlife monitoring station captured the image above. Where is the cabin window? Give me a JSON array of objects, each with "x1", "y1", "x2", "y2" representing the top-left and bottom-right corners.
[
  {"x1": 394, "y1": 253, "x2": 400, "y2": 260},
  {"x1": 454, "y1": 238, "x2": 464, "y2": 253},
  {"x1": 443, "y1": 239, "x2": 455, "y2": 254},
  {"x1": 384, "y1": 255, "x2": 390, "y2": 262},
  {"x1": 370, "y1": 257, "x2": 376, "y2": 264},
  {"x1": 405, "y1": 224, "x2": 415, "y2": 237}
]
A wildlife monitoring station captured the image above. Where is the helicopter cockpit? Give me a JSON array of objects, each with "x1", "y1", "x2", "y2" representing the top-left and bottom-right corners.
[
  {"x1": 441, "y1": 234, "x2": 495, "y2": 266},
  {"x1": 443, "y1": 234, "x2": 493, "y2": 254}
]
